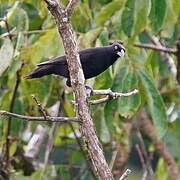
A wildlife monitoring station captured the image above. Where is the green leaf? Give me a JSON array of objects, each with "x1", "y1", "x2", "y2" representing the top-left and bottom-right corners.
[
  {"x1": 138, "y1": 69, "x2": 168, "y2": 138},
  {"x1": 98, "y1": 29, "x2": 109, "y2": 45},
  {"x1": 21, "y1": 2, "x2": 43, "y2": 30},
  {"x1": 117, "y1": 71, "x2": 141, "y2": 118},
  {"x1": 104, "y1": 66, "x2": 141, "y2": 131},
  {"x1": 172, "y1": 0, "x2": 180, "y2": 15},
  {"x1": 133, "y1": 0, "x2": 150, "y2": 35},
  {"x1": 78, "y1": 27, "x2": 102, "y2": 48},
  {"x1": 95, "y1": 69, "x2": 113, "y2": 89},
  {"x1": 149, "y1": 0, "x2": 167, "y2": 32},
  {"x1": 156, "y1": 158, "x2": 169, "y2": 180},
  {"x1": 97, "y1": 0, "x2": 113, "y2": 5},
  {"x1": 112, "y1": 65, "x2": 141, "y2": 118},
  {"x1": 144, "y1": 51, "x2": 159, "y2": 80},
  {"x1": 8, "y1": 7, "x2": 29, "y2": 31},
  {"x1": 21, "y1": 28, "x2": 63, "y2": 63},
  {"x1": 100, "y1": 108, "x2": 111, "y2": 143},
  {"x1": 0, "y1": 39, "x2": 14, "y2": 76},
  {"x1": 164, "y1": 120, "x2": 180, "y2": 160},
  {"x1": 121, "y1": 0, "x2": 135, "y2": 37},
  {"x1": 72, "y1": 2, "x2": 92, "y2": 32},
  {"x1": 96, "y1": 0, "x2": 124, "y2": 25},
  {"x1": 104, "y1": 66, "x2": 129, "y2": 133},
  {"x1": 161, "y1": 0, "x2": 179, "y2": 37}
]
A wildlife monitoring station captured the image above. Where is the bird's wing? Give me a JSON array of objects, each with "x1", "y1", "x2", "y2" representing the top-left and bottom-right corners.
[
  {"x1": 37, "y1": 56, "x2": 67, "y2": 66},
  {"x1": 79, "y1": 50, "x2": 95, "y2": 64},
  {"x1": 37, "y1": 50, "x2": 94, "y2": 67}
]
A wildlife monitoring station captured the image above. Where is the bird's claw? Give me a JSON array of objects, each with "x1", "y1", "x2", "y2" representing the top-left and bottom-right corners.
[{"x1": 85, "y1": 85, "x2": 93, "y2": 97}]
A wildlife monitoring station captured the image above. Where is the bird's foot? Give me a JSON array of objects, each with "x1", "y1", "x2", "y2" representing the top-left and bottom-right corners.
[{"x1": 85, "y1": 85, "x2": 93, "y2": 97}]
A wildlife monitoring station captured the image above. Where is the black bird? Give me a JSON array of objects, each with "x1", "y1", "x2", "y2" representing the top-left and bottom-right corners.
[{"x1": 26, "y1": 42, "x2": 125, "y2": 87}]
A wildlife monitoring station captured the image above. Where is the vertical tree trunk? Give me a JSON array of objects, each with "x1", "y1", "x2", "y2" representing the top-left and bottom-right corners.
[{"x1": 44, "y1": 0, "x2": 113, "y2": 179}]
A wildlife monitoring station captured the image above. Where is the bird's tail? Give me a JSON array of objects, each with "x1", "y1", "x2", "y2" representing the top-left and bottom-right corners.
[{"x1": 25, "y1": 65, "x2": 53, "y2": 79}]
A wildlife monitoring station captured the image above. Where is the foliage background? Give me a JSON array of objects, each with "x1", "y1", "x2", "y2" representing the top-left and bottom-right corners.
[{"x1": 0, "y1": 0, "x2": 180, "y2": 179}]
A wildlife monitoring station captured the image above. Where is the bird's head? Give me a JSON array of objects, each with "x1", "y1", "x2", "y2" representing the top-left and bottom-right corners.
[{"x1": 111, "y1": 42, "x2": 125, "y2": 58}]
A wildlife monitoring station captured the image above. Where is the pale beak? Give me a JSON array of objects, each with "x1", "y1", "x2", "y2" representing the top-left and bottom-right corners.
[{"x1": 117, "y1": 49, "x2": 125, "y2": 57}]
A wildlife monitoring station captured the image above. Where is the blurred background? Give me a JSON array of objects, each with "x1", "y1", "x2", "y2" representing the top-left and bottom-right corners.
[{"x1": 0, "y1": 0, "x2": 180, "y2": 179}]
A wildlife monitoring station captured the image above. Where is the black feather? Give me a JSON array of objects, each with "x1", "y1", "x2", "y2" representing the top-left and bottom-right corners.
[{"x1": 26, "y1": 42, "x2": 125, "y2": 86}]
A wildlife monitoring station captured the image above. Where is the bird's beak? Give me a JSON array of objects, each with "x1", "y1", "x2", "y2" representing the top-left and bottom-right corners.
[{"x1": 117, "y1": 49, "x2": 125, "y2": 57}]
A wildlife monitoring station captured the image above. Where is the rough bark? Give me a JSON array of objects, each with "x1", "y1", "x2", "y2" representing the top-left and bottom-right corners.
[
  {"x1": 176, "y1": 40, "x2": 180, "y2": 85},
  {"x1": 43, "y1": 0, "x2": 113, "y2": 179}
]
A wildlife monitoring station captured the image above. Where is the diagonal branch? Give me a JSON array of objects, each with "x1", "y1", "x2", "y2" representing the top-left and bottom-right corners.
[
  {"x1": 176, "y1": 40, "x2": 180, "y2": 84},
  {"x1": 66, "y1": 0, "x2": 78, "y2": 15},
  {"x1": 44, "y1": 0, "x2": 58, "y2": 7},
  {"x1": 90, "y1": 89, "x2": 138, "y2": 105},
  {"x1": 138, "y1": 110, "x2": 180, "y2": 180}
]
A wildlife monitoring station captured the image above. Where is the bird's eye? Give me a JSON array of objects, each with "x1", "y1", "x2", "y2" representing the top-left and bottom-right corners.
[{"x1": 115, "y1": 45, "x2": 118, "y2": 50}]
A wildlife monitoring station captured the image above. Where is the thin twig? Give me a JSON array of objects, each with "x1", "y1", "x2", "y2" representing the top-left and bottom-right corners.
[
  {"x1": 134, "y1": 43, "x2": 177, "y2": 54},
  {"x1": 93, "y1": 89, "x2": 138, "y2": 97},
  {"x1": 119, "y1": 169, "x2": 132, "y2": 180},
  {"x1": 89, "y1": 89, "x2": 138, "y2": 105},
  {"x1": 89, "y1": 96, "x2": 109, "y2": 105},
  {"x1": 0, "y1": 18, "x2": 13, "y2": 42},
  {"x1": 4, "y1": 63, "x2": 23, "y2": 168},
  {"x1": 44, "y1": 101, "x2": 60, "y2": 166},
  {"x1": 145, "y1": 31, "x2": 177, "y2": 78},
  {"x1": 71, "y1": 89, "x2": 138, "y2": 105},
  {"x1": 0, "y1": 30, "x2": 50, "y2": 39},
  {"x1": 31, "y1": 95, "x2": 47, "y2": 120},
  {"x1": 135, "y1": 144, "x2": 146, "y2": 171},
  {"x1": 110, "y1": 39, "x2": 177, "y2": 54},
  {"x1": 0, "y1": 111, "x2": 80, "y2": 123},
  {"x1": 66, "y1": 0, "x2": 78, "y2": 15},
  {"x1": 176, "y1": 40, "x2": 180, "y2": 84},
  {"x1": 135, "y1": 144, "x2": 148, "y2": 180},
  {"x1": 136, "y1": 130, "x2": 155, "y2": 180}
]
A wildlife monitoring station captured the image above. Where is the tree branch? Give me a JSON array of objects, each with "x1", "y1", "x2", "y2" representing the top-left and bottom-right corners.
[
  {"x1": 93, "y1": 89, "x2": 138, "y2": 97},
  {"x1": 44, "y1": 0, "x2": 58, "y2": 7},
  {"x1": 145, "y1": 32, "x2": 177, "y2": 79},
  {"x1": 139, "y1": 110, "x2": 180, "y2": 180},
  {"x1": 0, "y1": 110, "x2": 80, "y2": 123},
  {"x1": 4, "y1": 62, "x2": 23, "y2": 168},
  {"x1": 134, "y1": 43, "x2": 177, "y2": 54},
  {"x1": 31, "y1": 95, "x2": 47, "y2": 120},
  {"x1": 119, "y1": 169, "x2": 132, "y2": 180},
  {"x1": 43, "y1": 0, "x2": 114, "y2": 179},
  {"x1": 176, "y1": 40, "x2": 180, "y2": 84},
  {"x1": 90, "y1": 89, "x2": 138, "y2": 105},
  {"x1": 66, "y1": 0, "x2": 78, "y2": 15},
  {"x1": 110, "y1": 40, "x2": 177, "y2": 55}
]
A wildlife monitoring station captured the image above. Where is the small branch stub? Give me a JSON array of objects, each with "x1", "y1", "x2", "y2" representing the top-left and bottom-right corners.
[{"x1": 119, "y1": 169, "x2": 132, "y2": 180}]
